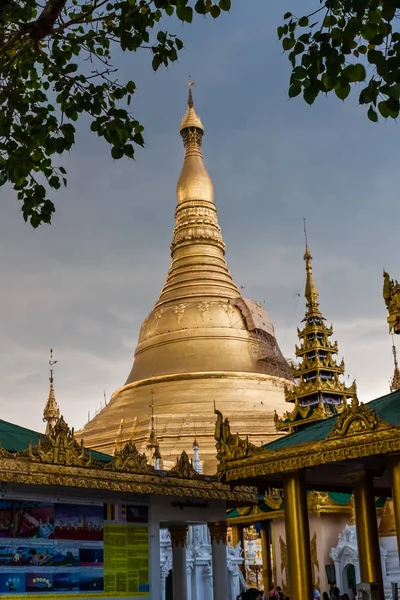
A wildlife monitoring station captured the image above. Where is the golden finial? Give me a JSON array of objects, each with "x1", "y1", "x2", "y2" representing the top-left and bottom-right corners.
[
  {"x1": 303, "y1": 219, "x2": 319, "y2": 313},
  {"x1": 180, "y1": 78, "x2": 203, "y2": 133},
  {"x1": 43, "y1": 348, "x2": 60, "y2": 434},
  {"x1": 390, "y1": 336, "x2": 400, "y2": 392}
]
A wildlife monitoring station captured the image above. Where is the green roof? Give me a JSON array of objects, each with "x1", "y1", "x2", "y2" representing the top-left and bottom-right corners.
[
  {"x1": 264, "y1": 389, "x2": 400, "y2": 452},
  {"x1": 0, "y1": 419, "x2": 111, "y2": 463}
]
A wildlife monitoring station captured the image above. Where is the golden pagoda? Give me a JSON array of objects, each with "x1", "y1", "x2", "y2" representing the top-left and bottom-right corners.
[
  {"x1": 275, "y1": 236, "x2": 356, "y2": 432},
  {"x1": 77, "y1": 86, "x2": 292, "y2": 472}
]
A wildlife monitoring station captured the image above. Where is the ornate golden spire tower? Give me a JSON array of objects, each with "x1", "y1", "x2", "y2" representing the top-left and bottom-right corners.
[
  {"x1": 390, "y1": 337, "x2": 400, "y2": 392},
  {"x1": 275, "y1": 231, "x2": 356, "y2": 432},
  {"x1": 43, "y1": 348, "x2": 60, "y2": 435},
  {"x1": 78, "y1": 86, "x2": 292, "y2": 471}
]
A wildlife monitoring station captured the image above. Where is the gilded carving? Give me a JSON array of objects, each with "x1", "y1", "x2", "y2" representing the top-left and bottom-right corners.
[
  {"x1": 384, "y1": 271, "x2": 400, "y2": 334},
  {"x1": 197, "y1": 301, "x2": 210, "y2": 320},
  {"x1": 264, "y1": 494, "x2": 283, "y2": 510},
  {"x1": 327, "y1": 400, "x2": 389, "y2": 439},
  {"x1": 214, "y1": 408, "x2": 260, "y2": 467},
  {"x1": 169, "y1": 525, "x2": 189, "y2": 548},
  {"x1": 105, "y1": 440, "x2": 154, "y2": 473},
  {"x1": 208, "y1": 521, "x2": 228, "y2": 544},
  {"x1": 310, "y1": 531, "x2": 320, "y2": 590},
  {"x1": 166, "y1": 450, "x2": 202, "y2": 479},
  {"x1": 220, "y1": 302, "x2": 235, "y2": 322},
  {"x1": 279, "y1": 536, "x2": 288, "y2": 596},
  {"x1": 19, "y1": 417, "x2": 93, "y2": 468},
  {"x1": 173, "y1": 303, "x2": 187, "y2": 324}
]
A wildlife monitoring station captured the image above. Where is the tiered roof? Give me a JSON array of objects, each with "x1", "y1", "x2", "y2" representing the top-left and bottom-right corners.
[{"x1": 275, "y1": 242, "x2": 356, "y2": 432}]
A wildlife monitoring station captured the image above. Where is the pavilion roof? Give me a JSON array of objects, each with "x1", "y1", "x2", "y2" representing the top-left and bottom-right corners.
[
  {"x1": 214, "y1": 390, "x2": 400, "y2": 490},
  {"x1": 0, "y1": 416, "x2": 256, "y2": 506}
]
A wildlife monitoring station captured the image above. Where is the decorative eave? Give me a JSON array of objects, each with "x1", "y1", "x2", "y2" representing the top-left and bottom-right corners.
[
  {"x1": 0, "y1": 416, "x2": 257, "y2": 506},
  {"x1": 216, "y1": 400, "x2": 400, "y2": 483},
  {"x1": 296, "y1": 340, "x2": 339, "y2": 357},
  {"x1": 383, "y1": 271, "x2": 400, "y2": 334},
  {"x1": 227, "y1": 490, "x2": 352, "y2": 524},
  {"x1": 292, "y1": 358, "x2": 345, "y2": 378},
  {"x1": 274, "y1": 399, "x2": 343, "y2": 433},
  {"x1": 284, "y1": 378, "x2": 355, "y2": 403}
]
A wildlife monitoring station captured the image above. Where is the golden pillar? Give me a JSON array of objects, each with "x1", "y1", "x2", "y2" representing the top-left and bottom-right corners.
[
  {"x1": 260, "y1": 520, "x2": 273, "y2": 592},
  {"x1": 282, "y1": 470, "x2": 313, "y2": 600},
  {"x1": 352, "y1": 471, "x2": 383, "y2": 597},
  {"x1": 389, "y1": 454, "x2": 400, "y2": 561},
  {"x1": 231, "y1": 524, "x2": 240, "y2": 548}
]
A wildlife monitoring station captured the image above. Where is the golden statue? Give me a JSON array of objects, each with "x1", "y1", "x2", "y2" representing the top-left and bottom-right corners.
[{"x1": 383, "y1": 271, "x2": 400, "y2": 334}]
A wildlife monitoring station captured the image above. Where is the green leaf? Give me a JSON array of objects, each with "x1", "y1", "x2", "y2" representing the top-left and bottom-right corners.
[
  {"x1": 210, "y1": 5, "x2": 221, "y2": 18},
  {"x1": 219, "y1": 0, "x2": 231, "y2": 11},
  {"x1": 367, "y1": 106, "x2": 378, "y2": 122},
  {"x1": 283, "y1": 12, "x2": 292, "y2": 20},
  {"x1": 111, "y1": 146, "x2": 124, "y2": 159},
  {"x1": 335, "y1": 83, "x2": 351, "y2": 100},
  {"x1": 349, "y1": 63, "x2": 366, "y2": 82},
  {"x1": 288, "y1": 82, "x2": 302, "y2": 98},
  {"x1": 378, "y1": 100, "x2": 390, "y2": 118},
  {"x1": 282, "y1": 37, "x2": 295, "y2": 51},
  {"x1": 298, "y1": 16, "x2": 308, "y2": 27}
]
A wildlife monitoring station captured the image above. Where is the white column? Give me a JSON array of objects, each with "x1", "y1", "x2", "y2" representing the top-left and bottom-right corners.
[
  {"x1": 169, "y1": 525, "x2": 188, "y2": 600},
  {"x1": 208, "y1": 522, "x2": 229, "y2": 600}
]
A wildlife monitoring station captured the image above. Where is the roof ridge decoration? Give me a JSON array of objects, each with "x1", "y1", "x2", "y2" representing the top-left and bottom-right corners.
[
  {"x1": 383, "y1": 270, "x2": 400, "y2": 334},
  {"x1": 327, "y1": 395, "x2": 389, "y2": 439},
  {"x1": 105, "y1": 439, "x2": 155, "y2": 474},
  {"x1": 214, "y1": 408, "x2": 260, "y2": 468},
  {"x1": 166, "y1": 450, "x2": 203, "y2": 479},
  {"x1": 18, "y1": 416, "x2": 93, "y2": 468}
]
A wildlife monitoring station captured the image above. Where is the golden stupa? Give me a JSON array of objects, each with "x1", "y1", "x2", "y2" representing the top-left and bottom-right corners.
[{"x1": 78, "y1": 87, "x2": 292, "y2": 472}]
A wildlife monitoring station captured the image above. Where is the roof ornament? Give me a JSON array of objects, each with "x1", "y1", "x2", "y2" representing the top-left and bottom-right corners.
[
  {"x1": 383, "y1": 270, "x2": 400, "y2": 334},
  {"x1": 303, "y1": 218, "x2": 319, "y2": 313},
  {"x1": 390, "y1": 335, "x2": 400, "y2": 392},
  {"x1": 43, "y1": 348, "x2": 60, "y2": 435}
]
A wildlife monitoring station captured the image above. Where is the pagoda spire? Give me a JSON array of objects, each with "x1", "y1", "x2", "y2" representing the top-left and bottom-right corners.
[
  {"x1": 303, "y1": 219, "x2": 320, "y2": 314},
  {"x1": 275, "y1": 232, "x2": 356, "y2": 432},
  {"x1": 43, "y1": 348, "x2": 60, "y2": 435},
  {"x1": 147, "y1": 391, "x2": 161, "y2": 469},
  {"x1": 390, "y1": 336, "x2": 400, "y2": 392},
  {"x1": 154, "y1": 82, "x2": 239, "y2": 308}
]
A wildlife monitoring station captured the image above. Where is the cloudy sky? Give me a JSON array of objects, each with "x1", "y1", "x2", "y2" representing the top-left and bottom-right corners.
[{"x1": 1, "y1": 0, "x2": 399, "y2": 434}]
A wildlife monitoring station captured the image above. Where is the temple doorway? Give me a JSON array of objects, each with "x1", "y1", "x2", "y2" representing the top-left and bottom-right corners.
[
  {"x1": 166, "y1": 571, "x2": 173, "y2": 600},
  {"x1": 344, "y1": 564, "x2": 356, "y2": 595}
]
